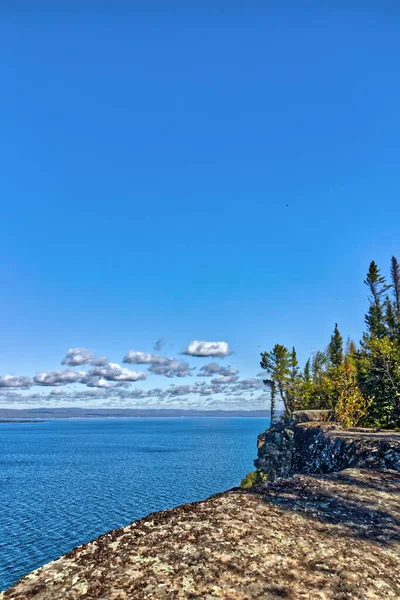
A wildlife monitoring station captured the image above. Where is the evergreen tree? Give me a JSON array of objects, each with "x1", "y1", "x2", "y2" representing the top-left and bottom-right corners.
[
  {"x1": 364, "y1": 261, "x2": 390, "y2": 339},
  {"x1": 260, "y1": 344, "x2": 292, "y2": 416},
  {"x1": 303, "y1": 359, "x2": 311, "y2": 383},
  {"x1": 299, "y1": 359, "x2": 313, "y2": 408},
  {"x1": 328, "y1": 323, "x2": 343, "y2": 367},
  {"x1": 263, "y1": 378, "x2": 277, "y2": 425},
  {"x1": 258, "y1": 256, "x2": 400, "y2": 428},
  {"x1": 288, "y1": 347, "x2": 301, "y2": 409},
  {"x1": 384, "y1": 296, "x2": 397, "y2": 341},
  {"x1": 311, "y1": 350, "x2": 327, "y2": 381},
  {"x1": 391, "y1": 256, "x2": 400, "y2": 319}
]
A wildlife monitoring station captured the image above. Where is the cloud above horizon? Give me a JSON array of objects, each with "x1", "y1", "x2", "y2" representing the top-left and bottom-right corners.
[
  {"x1": 34, "y1": 370, "x2": 86, "y2": 387},
  {"x1": 123, "y1": 350, "x2": 193, "y2": 378},
  {"x1": 182, "y1": 340, "x2": 231, "y2": 358},
  {"x1": 197, "y1": 363, "x2": 238, "y2": 377},
  {"x1": 0, "y1": 375, "x2": 33, "y2": 389},
  {"x1": 0, "y1": 338, "x2": 275, "y2": 411},
  {"x1": 61, "y1": 348, "x2": 108, "y2": 367}
]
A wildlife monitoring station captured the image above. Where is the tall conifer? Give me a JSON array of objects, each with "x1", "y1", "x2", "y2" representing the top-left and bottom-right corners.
[
  {"x1": 391, "y1": 256, "x2": 400, "y2": 318},
  {"x1": 328, "y1": 323, "x2": 343, "y2": 367},
  {"x1": 364, "y1": 261, "x2": 389, "y2": 339}
]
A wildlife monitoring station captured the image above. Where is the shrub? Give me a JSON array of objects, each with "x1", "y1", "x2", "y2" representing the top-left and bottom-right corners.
[
  {"x1": 335, "y1": 360, "x2": 372, "y2": 428},
  {"x1": 240, "y1": 470, "x2": 267, "y2": 489}
]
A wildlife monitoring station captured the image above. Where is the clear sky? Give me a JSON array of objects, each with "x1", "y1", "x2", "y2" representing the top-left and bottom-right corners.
[{"x1": 1, "y1": 1, "x2": 400, "y2": 410}]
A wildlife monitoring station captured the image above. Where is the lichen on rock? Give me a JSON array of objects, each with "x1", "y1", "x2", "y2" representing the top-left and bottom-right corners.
[{"x1": 1, "y1": 469, "x2": 400, "y2": 599}]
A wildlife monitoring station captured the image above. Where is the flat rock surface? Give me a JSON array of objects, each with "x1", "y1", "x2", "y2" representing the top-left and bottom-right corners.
[{"x1": 2, "y1": 469, "x2": 400, "y2": 600}]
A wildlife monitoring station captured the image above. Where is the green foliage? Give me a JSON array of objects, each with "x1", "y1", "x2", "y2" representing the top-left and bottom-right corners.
[
  {"x1": 335, "y1": 359, "x2": 372, "y2": 428},
  {"x1": 259, "y1": 257, "x2": 400, "y2": 428},
  {"x1": 260, "y1": 344, "x2": 291, "y2": 416},
  {"x1": 328, "y1": 323, "x2": 343, "y2": 367},
  {"x1": 357, "y1": 336, "x2": 400, "y2": 426},
  {"x1": 264, "y1": 378, "x2": 278, "y2": 424},
  {"x1": 390, "y1": 256, "x2": 400, "y2": 320},
  {"x1": 240, "y1": 470, "x2": 267, "y2": 489},
  {"x1": 364, "y1": 260, "x2": 390, "y2": 340},
  {"x1": 260, "y1": 344, "x2": 303, "y2": 416}
]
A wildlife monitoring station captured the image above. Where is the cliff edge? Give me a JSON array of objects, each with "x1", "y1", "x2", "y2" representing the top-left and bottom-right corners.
[
  {"x1": 255, "y1": 410, "x2": 400, "y2": 479},
  {"x1": 2, "y1": 414, "x2": 400, "y2": 600}
]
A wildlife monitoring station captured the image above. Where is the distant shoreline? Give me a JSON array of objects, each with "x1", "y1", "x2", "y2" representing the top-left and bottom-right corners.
[
  {"x1": 0, "y1": 408, "x2": 274, "y2": 420},
  {"x1": 0, "y1": 419, "x2": 45, "y2": 424}
]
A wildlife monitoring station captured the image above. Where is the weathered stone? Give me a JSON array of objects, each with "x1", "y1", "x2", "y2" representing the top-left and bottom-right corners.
[
  {"x1": 255, "y1": 420, "x2": 295, "y2": 479},
  {"x1": 255, "y1": 411, "x2": 400, "y2": 479},
  {"x1": 3, "y1": 411, "x2": 400, "y2": 599},
  {"x1": 2, "y1": 469, "x2": 399, "y2": 599}
]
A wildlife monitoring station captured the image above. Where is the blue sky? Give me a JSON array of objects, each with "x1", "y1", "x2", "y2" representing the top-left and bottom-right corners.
[{"x1": 1, "y1": 1, "x2": 400, "y2": 409}]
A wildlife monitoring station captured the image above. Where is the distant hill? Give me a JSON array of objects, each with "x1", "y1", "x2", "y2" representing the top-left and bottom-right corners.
[{"x1": 0, "y1": 407, "x2": 276, "y2": 419}]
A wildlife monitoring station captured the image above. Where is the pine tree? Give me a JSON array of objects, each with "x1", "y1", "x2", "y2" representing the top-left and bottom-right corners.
[
  {"x1": 290, "y1": 347, "x2": 300, "y2": 379},
  {"x1": 303, "y1": 359, "x2": 311, "y2": 383},
  {"x1": 260, "y1": 344, "x2": 292, "y2": 416},
  {"x1": 391, "y1": 256, "x2": 400, "y2": 319},
  {"x1": 384, "y1": 295, "x2": 397, "y2": 341},
  {"x1": 311, "y1": 350, "x2": 327, "y2": 381},
  {"x1": 364, "y1": 261, "x2": 390, "y2": 339},
  {"x1": 263, "y1": 378, "x2": 277, "y2": 425},
  {"x1": 328, "y1": 323, "x2": 343, "y2": 367},
  {"x1": 390, "y1": 256, "x2": 400, "y2": 341}
]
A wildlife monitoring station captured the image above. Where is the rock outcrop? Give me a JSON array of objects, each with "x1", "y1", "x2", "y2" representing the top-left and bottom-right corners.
[
  {"x1": 2, "y1": 469, "x2": 400, "y2": 599},
  {"x1": 255, "y1": 411, "x2": 400, "y2": 480},
  {"x1": 3, "y1": 412, "x2": 400, "y2": 599}
]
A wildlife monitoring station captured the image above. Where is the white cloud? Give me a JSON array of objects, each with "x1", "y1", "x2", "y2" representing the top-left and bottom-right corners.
[
  {"x1": 123, "y1": 350, "x2": 193, "y2": 378},
  {"x1": 34, "y1": 370, "x2": 85, "y2": 386},
  {"x1": 229, "y1": 378, "x2": 264, "y2": 394},
  {"x1": 211, "y1": 375, "x2": 239, "y2": 384},
  {"x1": 61, "y1": 348, "x2": 108, "y2": 367},
  {"x1": 182, "y1": 340, "x2": 231, "y2": 358},
  {"x1": 85, "y1": 363, "x2": 147, "y2": 383},
  {"x1": 148, "y1": 360, "x2": 193, "y2": 378},
  {"x1": 197, "y1": 363, "x2": 238, "y2": 377},
  {"x1": 0, "y1": 375, "x2": 33, "y2": 389},
  {"x1": 123, "y1": 351, "x2": 170, "y2": 365}
]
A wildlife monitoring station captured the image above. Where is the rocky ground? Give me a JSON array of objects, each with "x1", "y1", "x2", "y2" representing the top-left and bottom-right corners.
[{"x1": 2, "y1": 468, "x2": 399, "y2": 600}]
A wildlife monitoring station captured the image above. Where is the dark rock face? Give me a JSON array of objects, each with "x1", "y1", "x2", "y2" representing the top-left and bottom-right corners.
[
  {"x1": 255, "y1": 420, "x2": 294, "y2": 480},
  {"x1": 255, "y1": 411, "x2": 400, "y2": 480}
]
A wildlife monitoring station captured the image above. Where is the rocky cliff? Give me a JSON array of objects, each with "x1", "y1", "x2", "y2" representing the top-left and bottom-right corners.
[
  {"x1": 2, "y1": 468, "x2": 400, "y2": 599},
  {"x1": 2, "y1": 413, "x2": 400, "y2": 600},
  {"x1": 255, "y1": 410, "x2": 400, "y2": 480}
]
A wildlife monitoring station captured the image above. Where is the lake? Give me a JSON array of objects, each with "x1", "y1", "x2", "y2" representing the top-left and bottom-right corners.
[{"x1": 0, "y1": 417, "x2": 268, "y2": 591}]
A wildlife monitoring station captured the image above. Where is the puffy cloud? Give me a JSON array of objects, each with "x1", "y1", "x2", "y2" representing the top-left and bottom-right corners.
[
  {"x1": 182, "y1": 340, "x2": 231, "y2": 358},
  {"x1": 85, "y1": 363, "x2": 146, "y2": 384},
  {"x1": 211, "y1": 375, "x2": 239, "y2": 384},
  {"x1": 229, "y1": 378, "x2": 264, "y2": 394},
  {"x1": 33, "y1": 364, "x2": 145, "y2": 389},
  {"x1": 123, "y1": 350, "x2": 193, "y2": 378},
  {"x1": 61, "y1": 348, "x2": 108, "y2": 367},
  {"x1": 148, "y1": 360, "x2": 193, "y2": 378},
  {"x1": 84, "y1": 377, "x2": 122, "y2": 389},
  {"x1": 34, "y1": 370, "x2": 85, "y2": 387},
  {"x1": 197, "y1": 363, "x2": 238, "y2": 377},
  {"x1": 166, "y1": 381, "x2": 226, "y2": 398},
  {"x1": 0, "y1": 375, "x2": 33, "y2": 389},
  {"x1": 123, "y1": 351, "x2": 170, "y2": 365},
  {"x1": 167, "y1": 384, "x2": 196, "y2": 397}
]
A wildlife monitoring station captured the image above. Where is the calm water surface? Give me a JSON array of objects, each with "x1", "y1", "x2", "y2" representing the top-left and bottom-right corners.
[{"x1": 0, "y1": 417, "x2": 267, "y2": 591}]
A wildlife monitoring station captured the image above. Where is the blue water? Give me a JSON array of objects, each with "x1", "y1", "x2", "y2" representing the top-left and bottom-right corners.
[{"x1": 0, "y1": 417, "x2": 267, "y2": 591}]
